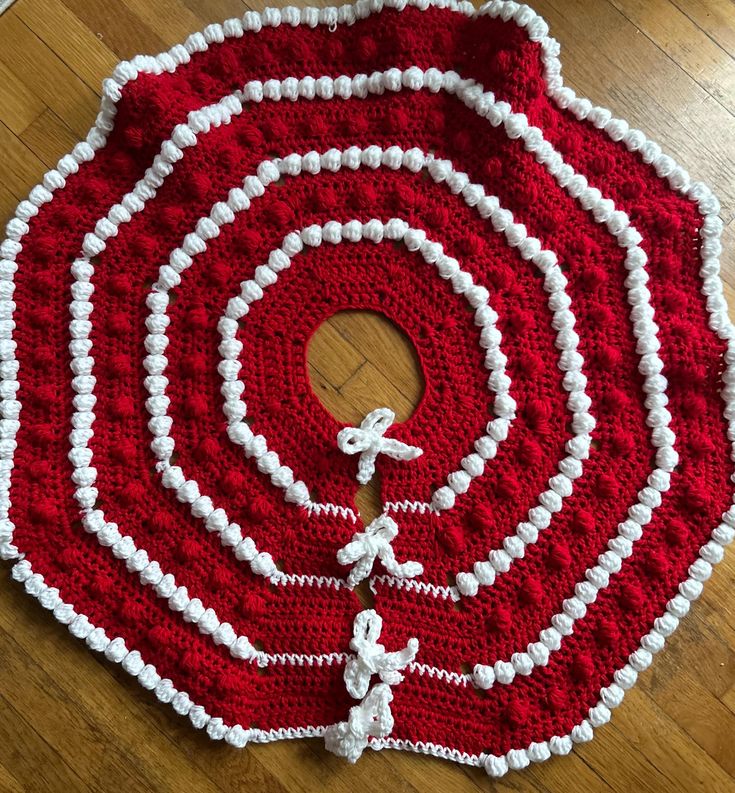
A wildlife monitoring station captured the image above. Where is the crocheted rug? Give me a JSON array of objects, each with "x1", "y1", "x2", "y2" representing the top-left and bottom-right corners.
[{"x1": 2, "y1": 0, "x2": 731, "y2": 777}]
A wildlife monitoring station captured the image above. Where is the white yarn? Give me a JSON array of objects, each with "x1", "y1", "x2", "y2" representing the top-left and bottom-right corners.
[
  {"x1": 336, "y1": 515, "x2": 424, "y2": 587},
  {"x1": 0, "y1": 0, "x2": 730, "y2": 779},
  {"x1": 324, "y1": 683, "x2": 395, "y2": 762},
  {"x1": 337, "y1": 407, "x2": 423, "y2": 485},
  {"x1": 343, "y1": 609, "x2": 419, "y2": 698},
  {"x1": 325, "y1": 609, "x2": 419, "y2": 762}
]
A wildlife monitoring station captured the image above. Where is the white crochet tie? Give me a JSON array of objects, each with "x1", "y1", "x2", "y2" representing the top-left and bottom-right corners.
[
  {"x1": 324, "y1": 610, "x2": 419, "y2": 763},
  {"x1": 323, "y1": 683, "x2": 395, "y2": 763},
  {"x1": 343, "y1": 609, "x2": 419, "y2": 698},
  {"x1": 337, "y1": 407, "x2": 423, "y2": 485},
  {"x1": 336, "y1": 515, "x2": 423, "y2": 587}
]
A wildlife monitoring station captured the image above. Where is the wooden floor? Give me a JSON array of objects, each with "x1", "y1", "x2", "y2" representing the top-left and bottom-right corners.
[{"x1": 1, "y1": 0, "x2": 735, "y2": 790}]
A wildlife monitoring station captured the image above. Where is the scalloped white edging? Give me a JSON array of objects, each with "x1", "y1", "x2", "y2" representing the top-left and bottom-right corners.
[
  {"x1": 205, "y1": 69, "x2": 674, "y2": 613},
  {"x1": 0, "y1": 0, "x2": 731, "y2": 778},
  {"x1": 68, "y1": 130, "x2": 596, "y2": 672},
  {"x1": 65, "y1": 70, "x2": 607, "y2": 600},
  {"x1": 216, "y1": 208, "x2": 517, "y2": 511}
]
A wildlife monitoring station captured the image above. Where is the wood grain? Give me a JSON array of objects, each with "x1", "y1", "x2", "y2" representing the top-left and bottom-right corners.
[{"x1": 0, "y1": 0, "x2": 733, "y2": 790}]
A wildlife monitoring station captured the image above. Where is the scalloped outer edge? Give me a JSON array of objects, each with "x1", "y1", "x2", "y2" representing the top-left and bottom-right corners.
[{"x1": 0, "y1": 0, "x2": 732, "y2": 778}]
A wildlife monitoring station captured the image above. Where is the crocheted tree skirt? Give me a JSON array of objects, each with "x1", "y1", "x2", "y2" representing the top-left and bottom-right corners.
[{"x1": 2, "y1": 0, "x2": 731, "y2": 777}]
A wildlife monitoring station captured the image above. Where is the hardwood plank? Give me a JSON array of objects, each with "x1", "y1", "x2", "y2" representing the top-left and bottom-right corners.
[
  {"x1": 669, "y1": 0, "x2": 735, "y2": 54},
  {"x1": 340, "y1": 361, "x2": 417, "y2": 424},
  {"x1": 181, "y1": 0, "x2": 253, "y2": 23},
  {"x1": 308, "y1": 318, "x2": 367, "y2": 390},
  {"x1": 0, "y1": 185, "x2": 21, "y2": 225},
  {"x1": 20, "y1": 108, "x2": 78, "y2": 169},
  {"x1": 0, "y1": 10, "x2": 100, "y2": 139},
  {"x1": 690, "y1": 581, "x2": 735, "y2": 669},
  {"x1": 0, "y1": 763, "x2": 25, "y2": 793},
  {"x1": 98, "y1": 659, "x2": 292, "y2": 792},
  {"x1": 695, "y1": 539, "x2": 735, "y2": 639},
  {"x1": 13, "y1": 0, "x2": 119, "y2": 95},
  {"x1": 60, "y1": 0, "x2": 171, "y2": 59},
  {"x1": 642, "y1": 664, "x2": 735, "y2": 777},
  {"x1": 121, "y1": 0, "x2": 213, "y2": 47},
  {"x1": 525, "y1": 753, "x2": 614, "y2": 793},
  {"x1": 0, "y1": 120, "x2": 48, "y2": 201},
  {"x1": 722, "y1": 680, "x2": 735, "y2": 717},
  {"x1": 598, "y1": 687, "x2": 735, "y2": 792},
  {"x1": 329, "y1": 311, "x2": 425, "y2": 414},
  {"x1": 0, "y1": 60, "x2": 45, "y2": 135},
  {"x1": 574, "y1": 718, "x2": 683, "y2": 793},
  {"x1": 641, "y1": 602, "x2": 735, "y2": 702},
  {"x1": 0, "y1": 621, "x2": 159, "y2": 792},
  {"x1": 259, "y1": 740, "x2": 423, "y2": 793},
  {"x1": 307, "y1": 362, "x2": 346, "y2": 417},
  {"x1": 0, "y1": 694, "x2": 85, "y2": 793},
  {"x1": 608, "y1": 0, "x2": 735, "y2": 115}
]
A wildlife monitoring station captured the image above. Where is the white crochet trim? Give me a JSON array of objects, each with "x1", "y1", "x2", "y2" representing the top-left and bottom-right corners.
[
  {"x1": 66, "y1": 141, "x2": 537, "y2": 584},
  {"x1": 337, "y1": 407, "x2": 423, "y2": 485},
  {"x1": 156, "y1": 66, "x2": 667, "y2": 604},
  {"x1": 306, "y1": 502, "x2": 358, "y2": 523},
  {"x1": 70, "y1": 137, "x2": 593, "y2": 610},
  {"x1": 215, "y1": 203, "x2": 516, "y2": 512},
  {"x1": 336, "y1": 513, "x2": 424, "y2": 586},
  {"x1": 132, "y1": 66, "x2": 672, "y2": 602},
  {"x1": 62, "y1": 131, "x2": 590, "y2": 678},
  {"x1": 371, "y1": 574, "x2": 459, "y2": 601},
  {"x1": 225, "y1": 63, "x2": 668, "y2": 600},
  {"x1": 382, "y1": 499, "x2": 438, "y2": 515},
  {"x1": 67, "y1": 129, "x2": 590, "y2": 599},
  {"x1": 0, "y1": 0, "x2": 731, "y2": 778},
  {"x1": 325, "y1": 609, "x2": 418, "y2": 761},
  {"x1": 157, "y1": 134, "x2": 594, "y2": 563}
]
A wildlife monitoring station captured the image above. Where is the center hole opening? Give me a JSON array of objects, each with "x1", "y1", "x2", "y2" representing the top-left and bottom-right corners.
[
  {"x1": 307, "y1": 310, "x2": 425, "y2": 606},
  {"x1": 307, "y1": 308, "x2": 425, "y2": 562}
]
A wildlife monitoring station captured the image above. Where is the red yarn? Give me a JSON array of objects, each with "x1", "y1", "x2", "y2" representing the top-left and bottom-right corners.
[{"x1": 2, "y1": 0, "x2": 731, "y2": 774}]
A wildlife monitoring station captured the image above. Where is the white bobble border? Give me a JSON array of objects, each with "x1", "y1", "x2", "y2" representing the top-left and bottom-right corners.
[{"x1": 0, "y1": 0, "x2": 731, "y2": 778}]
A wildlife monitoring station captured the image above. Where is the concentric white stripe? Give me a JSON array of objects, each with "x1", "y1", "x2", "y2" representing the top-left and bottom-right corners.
[
  {"x1": 71, "y1": 138, "x2": 590, "y2": 673},
  {"x1": 215, "y1": 213, "x2": 515, "y2": 513},
  {"x1": 11, "y1": 63, "x2": 679, "y2": 738},
  {"x1": 0, "y1": 0, "x2": 731, "y2": 779},
  {"x1": 66, "y1": 70, "x2": 602, "y2": 598},
  {"x1": 152, "y1": 199, "x2": 516, "y2": 520},
  {"x1": 198, "y1": 69, "x2": 675, "y2": 605},
  {"x1": 192, "y1": 67, "x2": 676, "y2": 614}
]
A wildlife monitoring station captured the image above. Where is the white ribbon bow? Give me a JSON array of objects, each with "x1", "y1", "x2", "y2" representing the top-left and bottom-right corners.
[
  {"x1": 323, "y1": 683, "x2": 394, "y2": 763},
  {"x1": 324, "y1": 610, "x2": 419, "y2": 763},
  {"x1": 337, "y1": 407, "x2": 423, "y2": 485},
  {"x1": 344, "y1": 609, "x2": 419, "y2": 698},
  {"x1": 337, "y1": 515, "x2": 423, "y2": 587}
]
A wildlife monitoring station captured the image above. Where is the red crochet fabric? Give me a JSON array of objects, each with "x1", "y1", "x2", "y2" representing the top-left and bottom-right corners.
[{"x1": 2, "y1": 0, "x2": 732, "y2": 777}]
